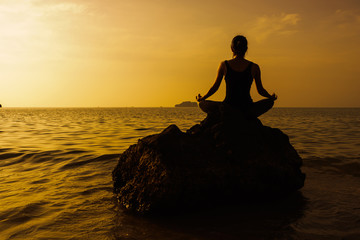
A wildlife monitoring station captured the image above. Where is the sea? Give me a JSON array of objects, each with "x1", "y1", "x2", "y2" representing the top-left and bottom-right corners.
[{"x1": 0, "y1": 107, "x2": 359, "y2": 240}]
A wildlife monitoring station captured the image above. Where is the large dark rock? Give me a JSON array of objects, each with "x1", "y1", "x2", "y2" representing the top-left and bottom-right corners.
[{"x1": 112, "y1": 108, "x2": 305, "y2": 214}]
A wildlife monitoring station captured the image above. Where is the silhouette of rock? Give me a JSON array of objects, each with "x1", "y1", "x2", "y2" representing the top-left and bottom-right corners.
[
  {"x1": 175, "y1": 101, "x2": 198, "y2": 107},
  {"x1": 112, "y1": 107, "x2": 305, "y2": 214}
]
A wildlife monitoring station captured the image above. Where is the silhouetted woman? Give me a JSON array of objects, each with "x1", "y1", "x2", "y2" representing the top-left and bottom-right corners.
[{"x1": 196, "y1": 35, "x2": 277, "y2": 118}]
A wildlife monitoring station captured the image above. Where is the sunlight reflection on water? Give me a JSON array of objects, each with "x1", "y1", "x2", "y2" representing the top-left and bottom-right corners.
[{"x1": 0, "y1": 107, "x2": 360, "y2": 239}]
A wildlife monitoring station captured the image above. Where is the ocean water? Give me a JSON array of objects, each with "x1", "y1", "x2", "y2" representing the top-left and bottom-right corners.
[{"x1": 0, "y1": 107, "x2": 359, "y2": 240}]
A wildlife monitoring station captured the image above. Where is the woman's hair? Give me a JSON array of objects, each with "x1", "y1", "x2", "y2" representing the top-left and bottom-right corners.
[{"x1": 231, "y1": 35, "x2": 248, "y2": 57}]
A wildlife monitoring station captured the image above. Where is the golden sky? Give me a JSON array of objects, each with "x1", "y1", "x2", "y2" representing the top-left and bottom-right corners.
[{"x1": 1, "y1": 0, "x2": 359, "y2": 107}]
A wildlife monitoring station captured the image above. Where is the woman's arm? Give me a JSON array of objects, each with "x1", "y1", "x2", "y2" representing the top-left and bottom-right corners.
[
  {"x1": 197, "y1": 62, "x2": 225, "y2": 102},
  {"x1": 253, "y1": 64, "x2": 277, "y2": 100}
]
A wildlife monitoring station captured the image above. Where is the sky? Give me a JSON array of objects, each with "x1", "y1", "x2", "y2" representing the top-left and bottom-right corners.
[{"x1": 0, "y1": 0, "x2": 360, "y2": 107}]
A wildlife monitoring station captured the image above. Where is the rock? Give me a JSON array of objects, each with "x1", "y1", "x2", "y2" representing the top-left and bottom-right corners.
[{"x1": 112, "y1": 108, "x2": 305, "y2": 214}]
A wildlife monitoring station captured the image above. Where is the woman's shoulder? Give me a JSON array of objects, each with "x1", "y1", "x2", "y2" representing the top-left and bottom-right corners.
[
  {"x1": 224, "y1": 58, "x2": 259, "y2": 70},
  {"x1": 245, "y1": 59, "x2": 258, "y2": 66},
  {"x1": 243, "y1": 60, "x2": 259, "y2": 69},
  {"x1": 250, "y1": 61, "x2": 259, "y2": 68},
  {"x1": 226, "y1": 58, "x2": 256, "y2": 64}
]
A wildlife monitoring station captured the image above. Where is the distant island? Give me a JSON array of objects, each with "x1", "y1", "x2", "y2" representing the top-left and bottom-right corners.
[{"x1": 175, "y1": 101, "x2": 198, "y2": 107}]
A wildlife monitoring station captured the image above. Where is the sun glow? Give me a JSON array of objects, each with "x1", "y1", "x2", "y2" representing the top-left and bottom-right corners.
[{"x1": 1, "y1": 0, "x2": 360, "y2": 107}]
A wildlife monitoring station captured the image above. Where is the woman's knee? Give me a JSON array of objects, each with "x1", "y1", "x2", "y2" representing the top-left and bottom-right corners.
[
  {"x1": 255, "y1": 98, "x2": 273, "y2": 108},
  {"x1": 199, "y1": 100, "x2": 207, "y2": 111},
  {"x1": 199, "y1": 100, "x2": 213, "y2": 113},
  {"x1": 252, "y1": 98, "x2": 274, "y2": 117},
  {"x1": 199, "y1": 100, "x2": 222, "y2": 114},
  {"x1": 267, "y1": 98, "x2": 274, "y2": 108}
]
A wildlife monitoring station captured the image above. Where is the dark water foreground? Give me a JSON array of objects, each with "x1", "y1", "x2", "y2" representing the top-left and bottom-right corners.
[
  {"x1": 112, "y1": 191, "x2": 307, "y2": 240},
  {"x1": 1, "y1": 108, "x2": 360, "y2": 239}
]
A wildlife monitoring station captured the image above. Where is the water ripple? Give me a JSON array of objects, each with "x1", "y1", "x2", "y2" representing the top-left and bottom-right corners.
[{"x1": 0, "y1": 107, "x2": 359, "y2": 239}]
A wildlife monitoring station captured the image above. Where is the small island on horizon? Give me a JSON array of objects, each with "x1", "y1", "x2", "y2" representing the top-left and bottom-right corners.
[{"x1": 175, "y1": 101, "x2": 198, "y2": 107}]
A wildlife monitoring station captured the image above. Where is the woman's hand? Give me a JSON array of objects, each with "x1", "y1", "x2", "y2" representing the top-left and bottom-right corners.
[
  {"x1": 196, "y1": 94, "x2": 204, "y2": 102},
  {"x1": 270, "y1": 93, "x2": 278, "y2": 101}
]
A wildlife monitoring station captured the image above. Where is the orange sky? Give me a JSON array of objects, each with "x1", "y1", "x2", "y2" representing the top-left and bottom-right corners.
[{"x1": 1, "y1": 0, "x2": 359, "y2": 107}]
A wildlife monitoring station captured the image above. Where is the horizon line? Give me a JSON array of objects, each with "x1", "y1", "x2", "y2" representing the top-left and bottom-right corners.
[{"x1": 1, "y1": 106, "x2": 360, "y2": 109}]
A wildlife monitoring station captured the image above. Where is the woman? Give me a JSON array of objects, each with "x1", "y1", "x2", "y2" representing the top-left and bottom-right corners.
[{"x1": 196, "y1": 35, "x2": 277, "y2": 118}]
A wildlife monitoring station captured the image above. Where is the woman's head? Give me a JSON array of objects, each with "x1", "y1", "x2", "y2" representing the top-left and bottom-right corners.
[{"x1": 231, "y1": 35, "x2": 247, "y2": 57}]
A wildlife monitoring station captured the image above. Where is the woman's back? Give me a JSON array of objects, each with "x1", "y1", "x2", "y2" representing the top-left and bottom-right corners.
[{"x1": 224, "y1": 59, "x2": 254, "y2": 108}]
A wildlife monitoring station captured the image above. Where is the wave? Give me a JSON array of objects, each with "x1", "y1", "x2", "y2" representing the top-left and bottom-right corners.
[
  {"x1": 59, "y1": 153, "x2": 119, "y2": 170},
  {"x1": 303, "y1": 156, "x2": 360, "y2": 178},
  {"x1": 1, "y1": 148, "x2": 359, "y2": 177},
  {"x1": 0, "y1": 148, "x2": 119, "y2": 171}
]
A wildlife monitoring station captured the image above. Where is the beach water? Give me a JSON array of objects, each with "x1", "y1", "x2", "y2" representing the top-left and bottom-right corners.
[{"x1": 0, "y1": 107, "x2": 359, "y2": 239}]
